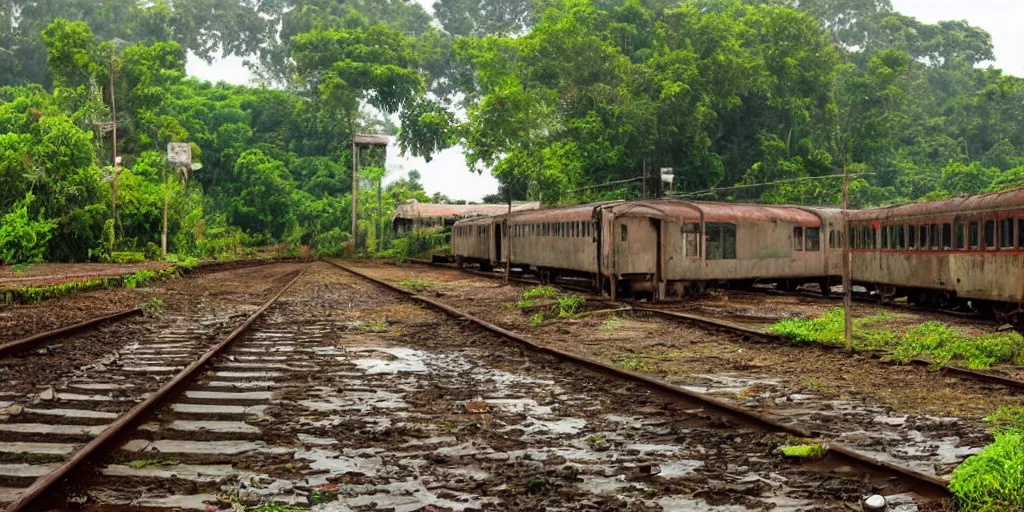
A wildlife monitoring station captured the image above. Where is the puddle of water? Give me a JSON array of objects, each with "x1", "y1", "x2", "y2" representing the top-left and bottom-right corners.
[
  {"x1": 658, "y1": 459, "x2": 704, "y2": 478},
  {"x1": 294, "y1": 448, "x2": 382, "y2": 481},
  {"x1": 577, "y1": 475, "x2": 630, "y2": 494},
  {"x1": 504, "y1": 417, "x2": 587, "y2": 437}
]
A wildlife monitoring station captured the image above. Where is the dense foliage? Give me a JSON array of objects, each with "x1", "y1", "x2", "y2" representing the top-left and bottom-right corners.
[
  {"x1": 3, "y1": 0, "x2": 1024, "y2": 264},
  {"x1": 404, "y1": 0, "x2": 1024, "y2": 207}
]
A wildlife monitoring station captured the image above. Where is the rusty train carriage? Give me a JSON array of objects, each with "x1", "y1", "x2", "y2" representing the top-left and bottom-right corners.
[
  {"x1": 452, "y1": 199, "x2": 845, "y2": 301},
  {"x1": 848, "y1": 189, "x2": 1024, "y2": 313}
]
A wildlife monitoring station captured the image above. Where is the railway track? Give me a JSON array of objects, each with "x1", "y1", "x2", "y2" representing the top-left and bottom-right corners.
[
  {"x1": 412, "y1": 258, "x2": 1024, "y2": 391},
  {"x1": 0, "y1": 260, "x2": 963, "y2": 510},
  {"x1": 0, "y1": 264, "x2": 307, "y2": 511},
  {"x1": 328, "y1": 261, "x2": 953, "y2": 500}
]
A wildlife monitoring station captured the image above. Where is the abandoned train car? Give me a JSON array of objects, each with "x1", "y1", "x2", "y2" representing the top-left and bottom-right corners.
[
  {"x1": 848, "y1": 188, "x2": 1024, "y2": 317},
  {"x1": 451, "y1": 199, "x2": 844, "y2": 300}
]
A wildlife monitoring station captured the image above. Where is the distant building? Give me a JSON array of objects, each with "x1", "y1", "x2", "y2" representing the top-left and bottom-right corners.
[{"x1": 392, "y1": 199, "x2": 541, "y2": 232}]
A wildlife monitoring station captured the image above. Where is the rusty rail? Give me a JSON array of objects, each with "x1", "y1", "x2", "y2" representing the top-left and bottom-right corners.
[
  {"x1": 4, "y1": 266, "x2": 307, "y2": 512},
  {"x1": 327, "y1": 260, "x2": 952, "y2": 496},
  {"x1": 0, "y1": 308, "x2": 143, "y2": 358}
]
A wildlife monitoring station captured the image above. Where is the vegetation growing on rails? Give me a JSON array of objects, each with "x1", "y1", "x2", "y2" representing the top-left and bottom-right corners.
[
  {"x1": 780, "y1": 444, "x2": 827, "y2": 459},
  {"x1": 767, "y1": 308, "x2": 1024, "y2": 369},
  {"x1": 950, "y1": 409, "x2": 1024, "y2": 512},
  {"x1": 398, "y1": 280, "x2": 436, "y2": 292},
  {"x1": 600, "y1": 316, "x2": 623, "y2": 331}
]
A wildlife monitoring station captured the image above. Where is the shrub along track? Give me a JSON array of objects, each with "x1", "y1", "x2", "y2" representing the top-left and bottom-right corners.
[
  {"x1": 342, "y1": 261, "x2": 1024, "y2": 501},
  {"x1": 0, "y1": 262, "x2": 307, "y2": 510},
  {"x1": 0, "y1": 261, "x2": 952, "y2": 511}
]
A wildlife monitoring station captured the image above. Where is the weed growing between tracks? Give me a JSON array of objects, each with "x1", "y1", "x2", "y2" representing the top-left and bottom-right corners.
[
  {"x1": 398, "y1": 279, "x2": 436, "y2": 291},
  {"x1": 768, "y1": 308, "x2": 1024, "y2": 369},
  {"x1": 519, "y1": 285, "x2": 586, "y2": 323},
  {"x1": 780, "y1": 444, "x2": 826, "y2": 459},
  {"x1": 950, "y1": 428, "x2": 1024, "y2": 512}
]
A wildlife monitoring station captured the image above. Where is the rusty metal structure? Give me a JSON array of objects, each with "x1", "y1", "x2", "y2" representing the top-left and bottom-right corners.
[
  {"x1": 848, "y1": 188, "x2": 1024, "y2": 318},
  {"x1": 451, "y1": 199, "x2": 844, "y2": 300}
]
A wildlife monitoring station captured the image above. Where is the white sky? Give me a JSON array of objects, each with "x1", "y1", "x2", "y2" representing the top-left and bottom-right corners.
[{"x1": 186, "y1": 0, "x2": 1019, "y2": 202}]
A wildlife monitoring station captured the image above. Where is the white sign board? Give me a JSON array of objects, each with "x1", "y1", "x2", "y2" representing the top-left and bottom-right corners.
[
  {"x1": 660, "y1": 167, "x2": 674, "y2": 187},
  {"x1": 167, "y1": 143, "x2": 192, "y2": 167}
]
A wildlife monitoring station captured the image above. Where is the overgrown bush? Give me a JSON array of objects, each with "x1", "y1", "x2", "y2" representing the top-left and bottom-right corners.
[
  {"x1": 768, "y1": 308, "x2": 1024, "y2": 369},
  {"x1": 0, "y1": 193, "x2": 57, "y2": 264},
  {"x1": 950, "y1": 431, "x2": 1024, "y2": 512}
]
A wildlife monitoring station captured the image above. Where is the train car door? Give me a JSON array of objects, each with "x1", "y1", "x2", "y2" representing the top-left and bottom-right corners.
[
  {"x1": 615, "y1": 216, "x2": 659, "y2": 289},
  {"x1": 494, "y1": 220, "x2": 503, "y2": 263}
]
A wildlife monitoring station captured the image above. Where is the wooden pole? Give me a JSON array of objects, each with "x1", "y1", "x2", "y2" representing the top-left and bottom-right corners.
[
  {"x1": 351, "y1": 141, "x2": 359, "y2": 252},
  {"x1": 842, "y1": 156, "x2": 853, "y2": 352},
  {"x1": 505, "y1": 189, "x2": 512, "y2": 283},
  {"x1": 109, "y1": 51, "x2": 119, "y2": 240},
  {"x1": 161, "y1": 164, "x2": 169, "y2": 258}
]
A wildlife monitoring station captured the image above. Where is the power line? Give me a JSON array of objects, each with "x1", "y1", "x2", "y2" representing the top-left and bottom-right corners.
[{"x1": 667, "y1": 172, "x2": 874, "y2": 198}]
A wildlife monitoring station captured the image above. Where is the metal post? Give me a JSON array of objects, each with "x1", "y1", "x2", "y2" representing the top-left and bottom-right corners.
[{"x1": 842, "y1": 158, "x2": 853, "y2": 352}]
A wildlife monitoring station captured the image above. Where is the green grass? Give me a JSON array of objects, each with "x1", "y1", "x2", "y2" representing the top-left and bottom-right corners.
[
  {"x1": 523, "y1": 285, "x2": 559, "y2": 300},
  {"x1": 359, "y1": 320, "x2": 389, "y2": 333},
  {"x1": 985, "y1": 406, "x2": 1024, "y2": 434},
  {"x1": 531, "y1": 312, "x2": 544, "y2": 326},
  {"x1": 398, "y1": 279, "x2": 436, "y2": 291},
  {"x1": 619, "y1": 355, "x2": 650, "y2": 372},
  {"x1": 128, "y1": 458, "x2": 179, "y2": 469},
  {"x1": 557, "y1": 296, "x2": 585, "y2": 318},
  {"x1": 950, "y1": 430, "x2": 1024, "y2": 512},
  {"x1": 600, "y1": 316, "x2": 622, "y2": 331},
  {"x1": 780, "y1": 443, "x2": 826, "y2": 458},
  {"x1": 768, "y1": 308, "x2": 1024, "y2": 369}
]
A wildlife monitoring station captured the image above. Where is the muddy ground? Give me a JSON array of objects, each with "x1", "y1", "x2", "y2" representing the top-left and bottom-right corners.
[
  {"x1": 341, "y1": 261, "x2": 1024, "y2": 482},
  {"x1": 76, "y1": 262, "x2": 936, "y2": 511}
]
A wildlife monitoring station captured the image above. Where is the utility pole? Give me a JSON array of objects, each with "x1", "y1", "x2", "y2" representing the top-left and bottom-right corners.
[
  {"x1": 842, "y1": 155, "x2": 853, "y2": 352},
  {"x1": 505, "y1": 186, "x2": 512, "y2": 283},
  {"x1": 642, "y1": 160, "x2": 647, "y2": 199},
  {"x1": 162, "y1": 163, "x2": 169, "y2": 258},
  {"x1": 352, "y1": 140, "x2": 359, "y2": 252},
  {"x1": 109, "y1": 50, "x2": 120, "y2": 240}
]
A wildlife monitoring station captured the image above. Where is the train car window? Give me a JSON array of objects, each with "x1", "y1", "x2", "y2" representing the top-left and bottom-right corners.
[
  {"x1": 1001, "y1": 219, "x2": 1014, "y2": 248},
  {"x1": 930, "y1": 224, "x2": 939, "y2": 250},
  {"x1": 829, "y1": 230, "x2": 836, "y2": 249},
  {"x1": 806, "y1": 228, "x2": 821, "y2": 251},
  {"x1": 881, "y1": 226, "x2": 889, "y2": 249},
  {"x1": 793, "y1": 227, "x2": 804, "y2": 251},
  {"x1": 848, "y1": 227, "x2": 856, "y2": 249},
  {"x1": 942, "y1": 224, "x2": 952, "y2": 250},
  {"x1": 620, "y1": 224, "x2": 628, "y2": 242},
  {"x1": 682, "y1": 223, "x2": 700, "y2": 257},
  {"x1": 985, "y1": 220, "x2": 996, "y2": 248},
  {"x1": 955, "y1": 223, "x2": 964, "y2": 249},
  {"x1": 907, "y1": 225, "x2": 916, "y2": 249},
  {"x1": 969, "y1": 222, "x2": 979, "y2": 249},
  {"x1": 917, "y1": 225, "x2": 927, "y2": 250},
  {"x1": 895, "y1": 225, "x2": 905, "y2": 249},
  {"x1": 706, "y1": 223, "x2": 737, "y2": 260},
  {"x1": 1019, "y1": 219, "x2": 1024, "y2": 248}
]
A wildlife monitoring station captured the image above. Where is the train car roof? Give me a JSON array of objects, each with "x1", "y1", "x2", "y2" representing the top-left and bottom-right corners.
[
  {"x1": 505, "y1": 202, "x2": 623, "y2": 222},
  {"x1": 850, "y1": 188, "x2": 1024, "y2": 221},
  {"x1": 670, "y1": 201, "x2": 822, "y2": 225}
]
